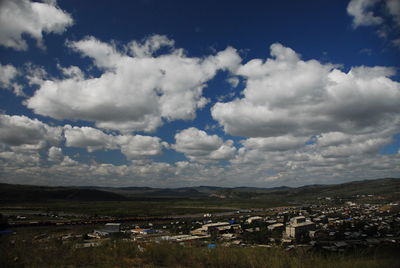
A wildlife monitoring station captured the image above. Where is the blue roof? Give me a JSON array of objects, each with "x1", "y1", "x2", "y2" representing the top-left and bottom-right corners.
[{"x1": 0, "y1": 230, "x2": 13, "y2": 235}]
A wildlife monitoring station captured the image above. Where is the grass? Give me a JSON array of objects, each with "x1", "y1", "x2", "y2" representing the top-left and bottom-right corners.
[{"x1": 1, "y1": 232, "x2": 399, "y2": 268}]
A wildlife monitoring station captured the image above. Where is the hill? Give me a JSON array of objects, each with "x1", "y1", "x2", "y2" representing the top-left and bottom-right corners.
[
  {"x1": 0, "y1": 183, "x2": 127, "y2": 202},
  {"x1": 0, "y1": 177, "x2": 399, "y2": 203}
]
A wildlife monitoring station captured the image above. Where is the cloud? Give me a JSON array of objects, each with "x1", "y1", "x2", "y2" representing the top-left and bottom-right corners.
[
  {"x1": 47, "y1": 146, "x2": 63, "y2": 162},
  {"x1": 212, "y1": 43, "x2": 400, "y2": 138},
  {"x1": 347, "y1": 0, "x2": 383, "y2": 28},
  {"x1": 0, "y1": 0, "x2": 73, "y2": 50},
  {"x1": 64, "y1": 126, "x2": 117, "y2": 152},
  {"x1": 116, "y1": 135, "x2": 166, "y2": 160},
  {"x1": 241, "y1": 136, "x2": 307, "y2": 152},
  {"x1": 64, "y1": 125, "x2": 165, "y2": 160},
  {"x1": 26, "y1": 35, "x2": 241, "y2": 133},
  {"x1": 0, "y1": 151, "x2": 40, "y2": 167},
  {"x1": 320, "y1": 137, "x2": 391, "y2": 158},
  {"x1": 0, "y1": 117, "x2": 397, "y2": 187},
  {"x1": 210, "y1": 43, "x2": 399, "y2": 186},
  {"x1": 173, "y1": 127, "x2": 236, "y2": 163},
  {"x1": 347, "y1": 0, "x2": 400, "y2": 44},
  {"x1": 0, "y1": 63, "x2": 23, "y2": 96},
  {"x1": 386, "y1": 0, "x2": 400, "y2": 26},
  {"x1": 0, "y1": 148, "x2": 398, "y2": 187},
  {"x1": 0, "y1": 32, "x2": 398, "y2": 187},
  {"x1": 0, "y1": 114, "x2": 62, "y2": 151}
]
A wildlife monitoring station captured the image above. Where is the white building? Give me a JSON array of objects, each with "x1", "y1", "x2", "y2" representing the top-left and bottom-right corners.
[{"x1": 285, "y1": 216, "x2": 315, "y2": 240}]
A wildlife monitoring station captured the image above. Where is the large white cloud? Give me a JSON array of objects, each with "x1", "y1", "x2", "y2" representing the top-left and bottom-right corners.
[
  {"x1": 210, "y1": 42, "x2": 399, "y2": 187},
  {"x1": 212, "y1": 43, "x2": 400, "y2": 139},
  {"x1": 0, "y1": 0, "x2": 73, "y2": 50},
  {"x1": 173, "y1": 127, "x2": 236, "y2": 163},
  {"x1": 64, "y1": 125, "x2": 165, "y2": 160},
  {"x1": 0, "y1": 114, "x2": 62, "y2": 151},
  {"x1": 211, "y1": 42, "x2": 399, "y2": 186},
  {"x1": 26, "y1": 35, "x2": 241, "y2": 133}
]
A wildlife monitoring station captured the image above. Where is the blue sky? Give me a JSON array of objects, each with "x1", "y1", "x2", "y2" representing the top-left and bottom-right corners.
[{"x1": 0, "y1": 0, "x2": 399, "y2": 187}]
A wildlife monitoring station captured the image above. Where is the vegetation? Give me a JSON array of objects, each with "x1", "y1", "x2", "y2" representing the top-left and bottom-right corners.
[{"x1": 1, "y1": 237, "x2": 399, "y2": 268}]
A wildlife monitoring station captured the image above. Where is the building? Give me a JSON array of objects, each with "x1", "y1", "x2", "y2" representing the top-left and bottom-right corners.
[
  {"x1": 191, "y1": 222, "x2": 241, "y2": 235},
  {"x1": 285, "y1": 216, "x2": 315, "y2": 240},
  {"x1": 94, "y1": 223, "x2": 121, "y2": 236}
]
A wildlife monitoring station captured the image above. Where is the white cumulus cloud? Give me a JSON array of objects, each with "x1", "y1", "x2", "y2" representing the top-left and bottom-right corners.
[
  {"x1": 212, "y1": 43, "x2": 400, "y2": 138},
  {"x1": 173, "y1": 127, "x2": 236, "y2": 163},
  {"x1": 26, "y1": 35, "x2": 241, "y2": 133},
  {"x1": 0, "y1": 0, "x2": 73, "y2": 50},
  {"x1": 0, "y1": 114, "x2": 62, "y2": 151},
  {"x1": 64, "y1": 125, "x2": 165, "y2": 160}
]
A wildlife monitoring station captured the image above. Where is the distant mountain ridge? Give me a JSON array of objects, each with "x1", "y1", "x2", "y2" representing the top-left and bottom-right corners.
[{"x1": 0, "y1": 177, "x2": 399, "y2": 202}]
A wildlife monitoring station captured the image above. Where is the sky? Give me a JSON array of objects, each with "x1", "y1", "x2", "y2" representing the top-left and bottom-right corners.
[{"x1": 0, "y1": 0, "x2": 399, "y2": 188}]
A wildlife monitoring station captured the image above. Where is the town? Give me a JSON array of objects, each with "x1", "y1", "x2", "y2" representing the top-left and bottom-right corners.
[{"x1": 4, "y1": 196, "x2": 399, "y2": 253}]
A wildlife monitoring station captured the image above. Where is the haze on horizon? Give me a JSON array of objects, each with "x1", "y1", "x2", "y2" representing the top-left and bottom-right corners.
[{"x1": 0, "y1": 0, "x2": 399, "y2": 188}]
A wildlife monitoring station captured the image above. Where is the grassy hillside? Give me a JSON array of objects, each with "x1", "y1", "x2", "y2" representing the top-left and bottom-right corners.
[
  {"x1": 0, "y1": 183, "x2": 127, "y2": 202},
  {"x1": 1, "y1": 237, "x2": 399, "y2": 268}
]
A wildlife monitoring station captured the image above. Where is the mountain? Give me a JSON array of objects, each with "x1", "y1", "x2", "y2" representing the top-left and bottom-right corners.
[{"x1": 0, "y1": 177, "x2": 399, "y2": 202}]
